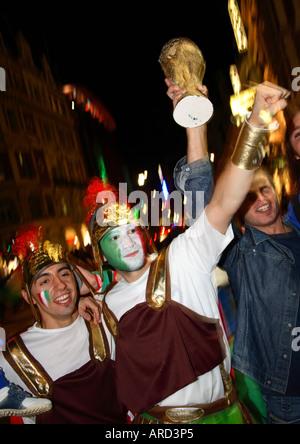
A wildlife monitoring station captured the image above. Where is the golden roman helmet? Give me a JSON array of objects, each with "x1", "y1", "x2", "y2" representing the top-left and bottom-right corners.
[
  {"x1": 12, "y1": 226, "x2": 82, "y2": 292},
  {"x1": 83, "y1": 178, "x2": 157, "y2": 281}
]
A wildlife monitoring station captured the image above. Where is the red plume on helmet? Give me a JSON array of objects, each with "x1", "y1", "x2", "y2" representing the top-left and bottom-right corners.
[
  {"x1": 82, "y1": 177, "x2": 118, "y2": 225},
  {"x1": 11, "y1": 225, "x2": 45, "y2": 260}
]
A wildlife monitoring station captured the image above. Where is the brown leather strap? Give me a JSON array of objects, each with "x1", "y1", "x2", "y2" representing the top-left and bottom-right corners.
[{"x1": 138, "y1": 389, "x2": 238, "y2": 424}]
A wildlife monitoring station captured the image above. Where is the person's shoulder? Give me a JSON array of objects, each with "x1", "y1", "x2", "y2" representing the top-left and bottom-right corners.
[{"x1": 20, "y1": 323, "x2": 38, "y2": 338}]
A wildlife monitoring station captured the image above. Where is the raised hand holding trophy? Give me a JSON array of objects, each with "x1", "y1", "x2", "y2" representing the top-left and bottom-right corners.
[{"x1": 159, "y1": 37, "x2": 214, "y2": 128}]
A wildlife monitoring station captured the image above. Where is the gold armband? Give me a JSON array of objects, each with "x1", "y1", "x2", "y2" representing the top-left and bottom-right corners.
[{"x1": 231, "y1": 120, "x2": 269, "y2": 170}]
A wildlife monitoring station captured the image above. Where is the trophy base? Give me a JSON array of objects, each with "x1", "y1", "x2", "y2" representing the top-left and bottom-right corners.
[{"x1": 173, "y1": 95, "x2": 214, "y2": 128}]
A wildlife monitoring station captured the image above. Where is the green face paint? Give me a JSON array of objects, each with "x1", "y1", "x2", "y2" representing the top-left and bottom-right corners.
[{"x1": 100, "y1": 224, "x2": 146, "y2": 272}]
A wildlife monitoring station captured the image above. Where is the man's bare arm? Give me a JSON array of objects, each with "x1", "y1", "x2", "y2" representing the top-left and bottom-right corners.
[
  {"x1": 206, "y1": 82, "x2": 290, "y2": 235},
  {"x1": 166, "y1": 79, "x2": 208, "y2": 163}
]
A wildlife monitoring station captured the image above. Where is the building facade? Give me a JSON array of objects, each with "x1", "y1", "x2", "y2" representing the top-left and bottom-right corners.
[
  {"x1": 227, "y1": 0, "x2": 300, "y2": 206},
  {"x1": 62, "y1": 84, "x2": 126, "y2": 187},
  {"x1": 0, "y1": 32, "x2": 90, "y2": 256},
  {"x1": 240, "y1": 0, "x2": 300, "y2": 100}
]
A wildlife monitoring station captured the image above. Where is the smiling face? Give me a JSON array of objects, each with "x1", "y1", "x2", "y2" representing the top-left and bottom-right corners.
[
  {"x1": 100, "y1": 224, "x2": 147, "y2": 273},
  {"x1": 289, "y1": 111, "x2": 300, "y2": 159},
  {"x1": 28, "y1": 263, "x2": 79, "y2": 328},
  {"x1": 239, "y1": 169, "x2": 280, "y2": 232}
]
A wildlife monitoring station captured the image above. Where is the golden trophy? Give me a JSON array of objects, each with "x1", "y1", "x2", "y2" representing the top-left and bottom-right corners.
[{"x1": 159, "y1": 37, "x2": 214, "y2": 128}]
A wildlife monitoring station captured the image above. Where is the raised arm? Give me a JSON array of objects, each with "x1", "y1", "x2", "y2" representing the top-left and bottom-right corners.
[
  {"x1": 206, "y1": 82, "x2": 290, "y2": 235},
  {"x1": 167, "y1": 80, "x2": 214, "y2": 213},
  {"x1": 166, "y1": 79, "x2": 208, "y2": 163}
]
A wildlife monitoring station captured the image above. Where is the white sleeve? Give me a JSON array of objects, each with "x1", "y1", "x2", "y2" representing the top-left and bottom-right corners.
[{"x1": 170, "y1": 208, "x2": 234, "y2": 274}]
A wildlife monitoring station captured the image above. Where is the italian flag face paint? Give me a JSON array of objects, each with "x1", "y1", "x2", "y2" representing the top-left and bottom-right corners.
[{"x1": 37, "y1": 290, "x2": 51, "y2": 307}]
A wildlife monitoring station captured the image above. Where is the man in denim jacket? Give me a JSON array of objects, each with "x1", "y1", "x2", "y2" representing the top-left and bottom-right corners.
[{"x1": 173, "y1": 92, "x2": 300, "y2": 424}]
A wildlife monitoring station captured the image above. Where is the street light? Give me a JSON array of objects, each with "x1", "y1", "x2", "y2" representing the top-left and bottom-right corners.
[
  {"x1": 138, "y1": 171, "x2": 148, "y2": 187},
  {"x1": 228, "y1": 0, "x2": 248, "y2": 53},
  {"x1": 230, "y1": 65, "x2": 242, "y2": 94}
]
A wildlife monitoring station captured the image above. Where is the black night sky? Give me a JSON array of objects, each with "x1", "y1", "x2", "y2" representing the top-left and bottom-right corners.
[{"x1": 0, "y1": 2, "x2": 237, "y2": 188}]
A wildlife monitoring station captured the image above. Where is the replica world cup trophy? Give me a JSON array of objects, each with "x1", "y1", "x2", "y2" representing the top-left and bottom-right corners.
[{"x1": 159, "y1": 37, "x2": 214, "y2": 128}]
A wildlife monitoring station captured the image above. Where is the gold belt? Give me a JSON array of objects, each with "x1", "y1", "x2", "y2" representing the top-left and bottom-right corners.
[
  {"x1": 134, "y1": 389, "x2": 238, "y2": 424},
  {"x1": 134, "y1": 364, "x2": 238, "y2": 424}
]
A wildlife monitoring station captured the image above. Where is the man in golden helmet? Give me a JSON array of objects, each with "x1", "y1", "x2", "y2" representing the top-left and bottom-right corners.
[
  {"x1": 0, "y1": 226, "x2": 126, "y2": 424},
  {"x1": 83, "y1": 179, "x2": 157, "y2": 286}
]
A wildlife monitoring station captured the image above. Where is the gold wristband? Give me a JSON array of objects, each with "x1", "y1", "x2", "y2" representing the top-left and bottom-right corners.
[{"x1": 231, "y1": 120, "x2": 269, "y2": 170}]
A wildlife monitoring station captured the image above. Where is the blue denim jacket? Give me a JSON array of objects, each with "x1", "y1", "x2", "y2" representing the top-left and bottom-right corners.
[
  {"x1": 173, "y1": 154, "x2": 214, "y2": 209},
  {"x1": 224, "y1": 220, "x2": 300, "y2": 394},
  {"x1": 174, "y1": 155, "x2": 300, "y2": 394}
]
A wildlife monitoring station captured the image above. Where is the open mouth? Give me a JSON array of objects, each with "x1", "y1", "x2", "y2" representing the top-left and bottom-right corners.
[
  {"x1": 54, "y1": 294, "x2": 72, "y2": 306},
  {"x1": 256, "y1": 204, "x2": 271, "y2": 213}
]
